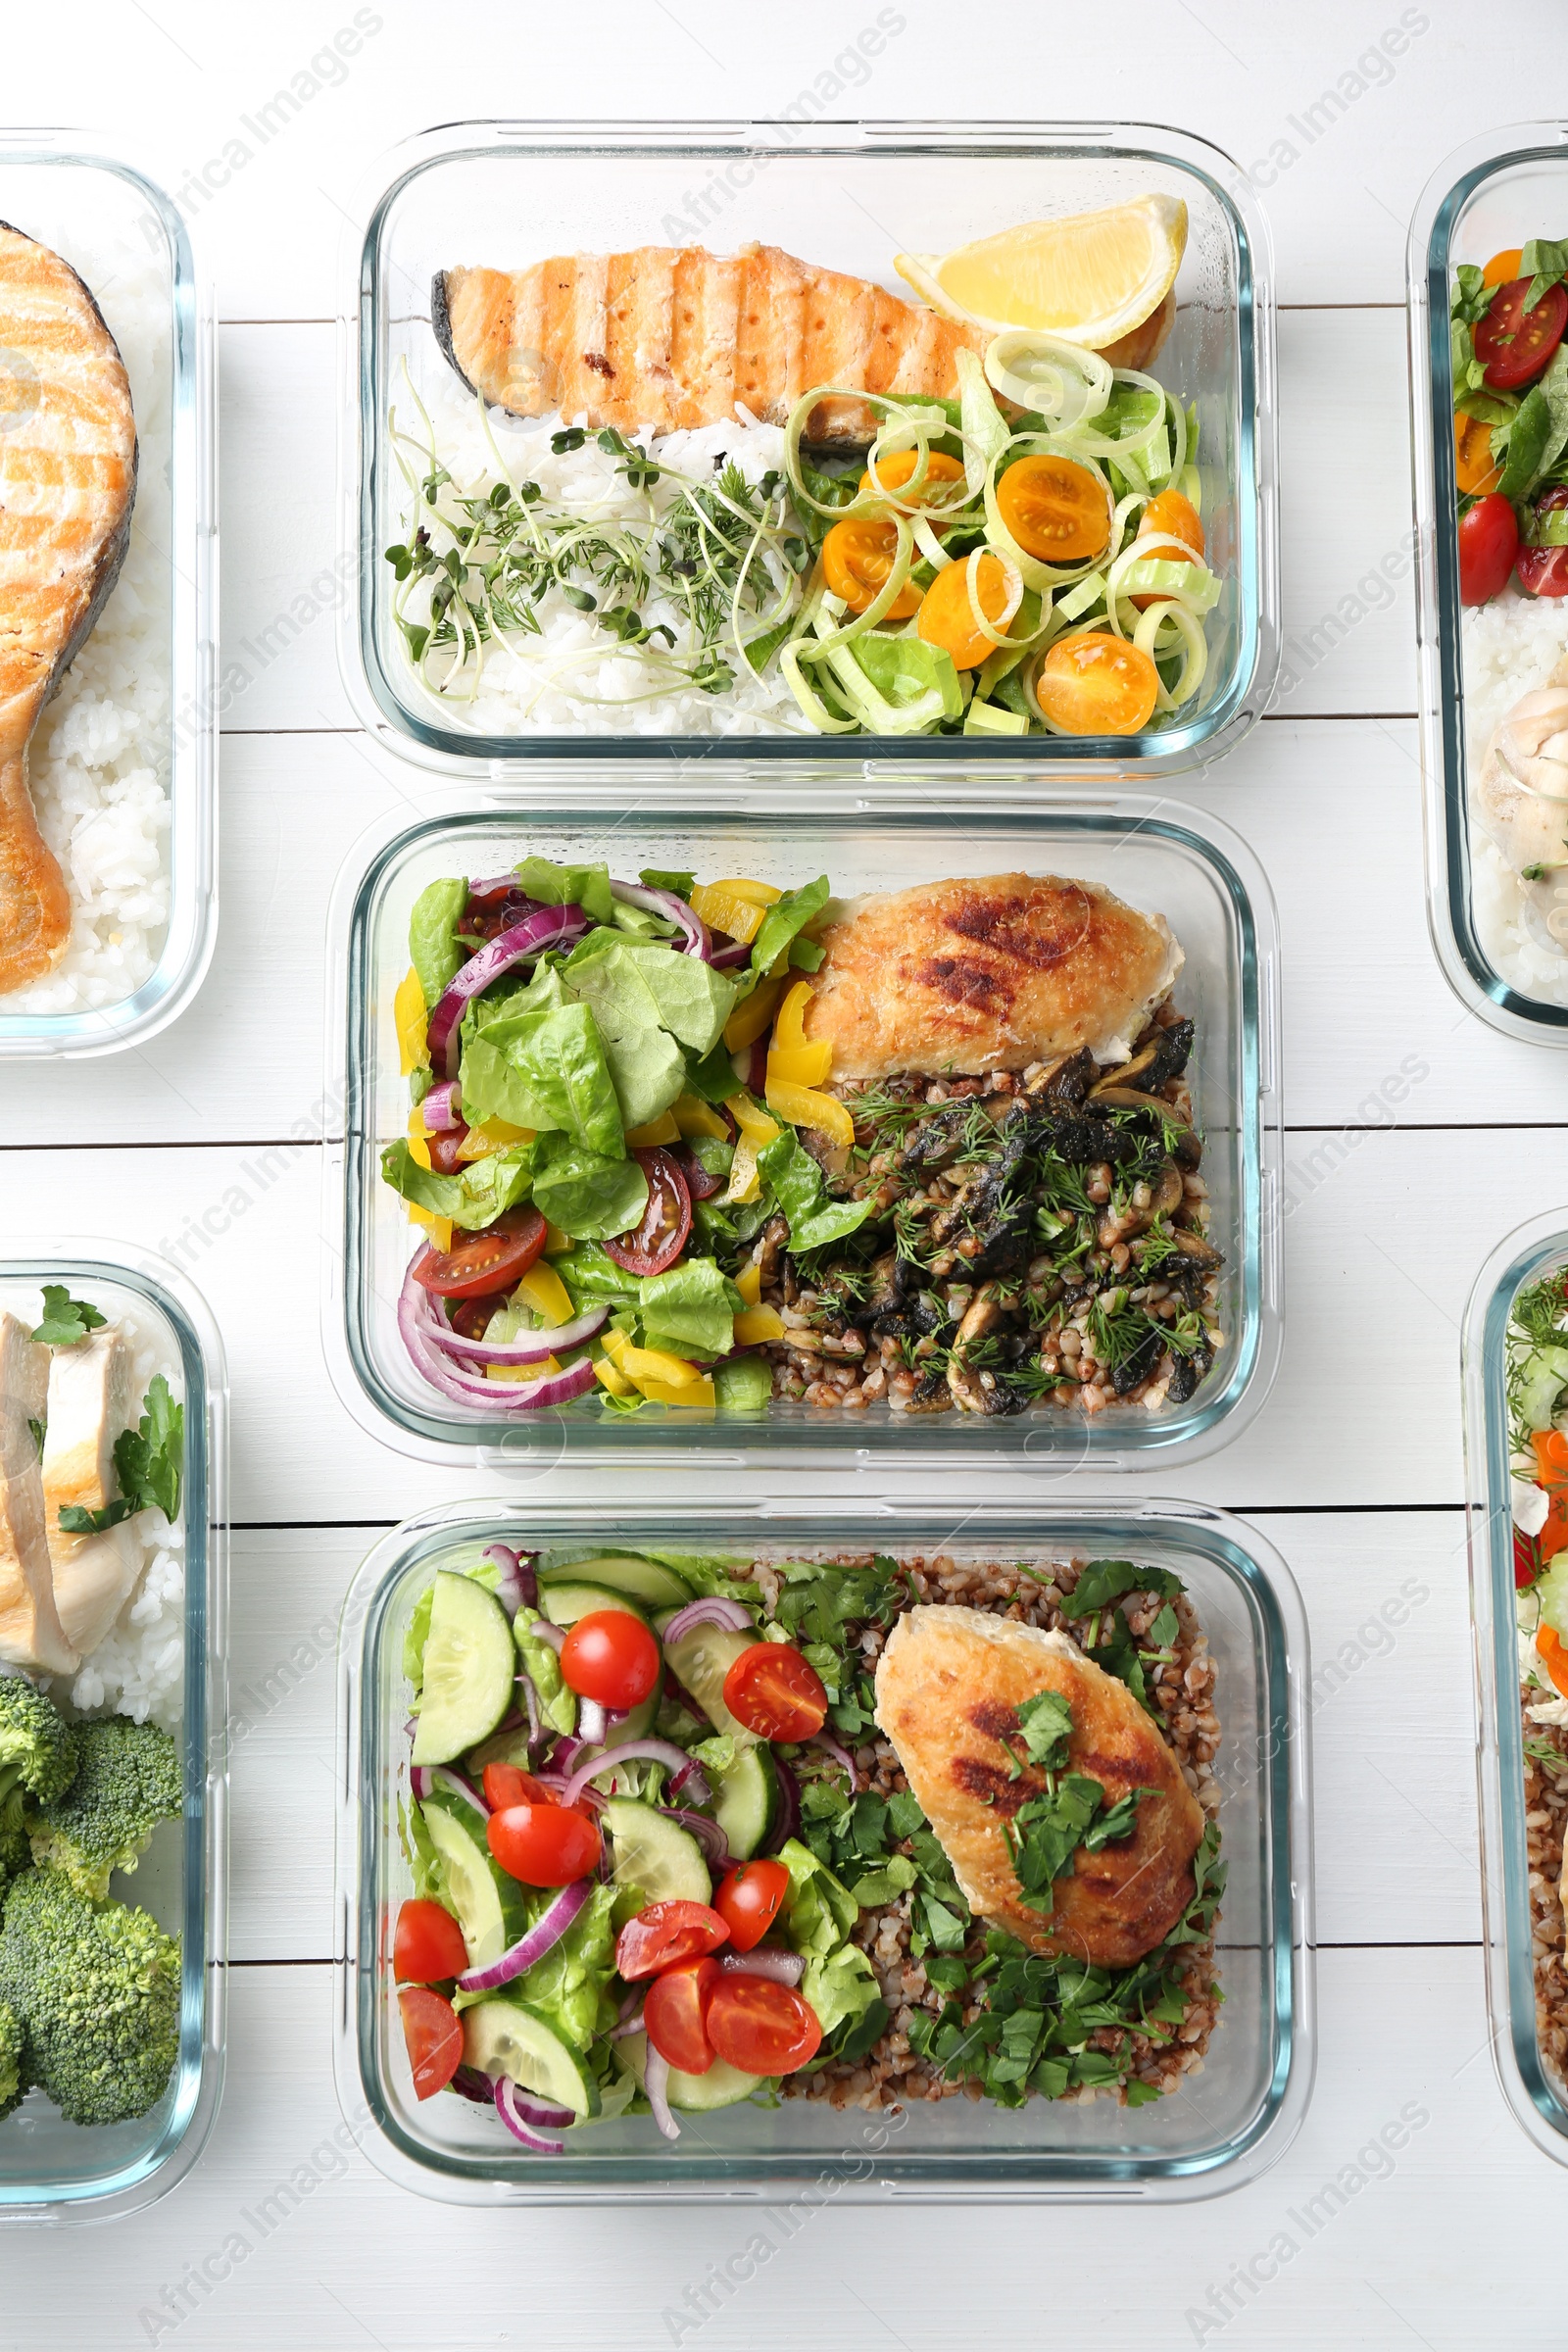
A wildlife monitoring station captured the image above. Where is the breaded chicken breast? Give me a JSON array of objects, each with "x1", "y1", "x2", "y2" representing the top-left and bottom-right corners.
[
  {"x1": 874, "y1": 1603, "x2": 1203, "y2": 1967},
  {"x1": 802, "y1": 871, "x2": 1182, "y2": 1083}
]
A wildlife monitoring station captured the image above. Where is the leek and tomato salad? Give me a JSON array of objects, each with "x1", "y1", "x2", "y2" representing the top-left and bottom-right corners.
[
  {"x1": 384, "y1": 327, "x2": 1220, "y2": 740},
  {"x1": 384, "y1": 855, "x2": 865, "y2": 1415},
  {"x1": 1452, "y1": 241, "x2": 1568, "y2": 606},
  {"x1": 391, "y1": 1544, "x2": 883, "y2": 2143},
  {"x1": 1507, "y1": 1266, "x2": 1568, "y2": 1718}
]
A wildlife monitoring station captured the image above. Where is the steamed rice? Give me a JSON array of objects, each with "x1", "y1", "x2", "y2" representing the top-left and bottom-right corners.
[
  {"x1": 1, "y1": 228, "x2": 172, "y2": 1017},
  {"x1": 1463, "y1": 588, "x2": 1568, "y2": 1008},
  {"x1": 391, "y1": 382, "x2": 810, "y2": 738}
]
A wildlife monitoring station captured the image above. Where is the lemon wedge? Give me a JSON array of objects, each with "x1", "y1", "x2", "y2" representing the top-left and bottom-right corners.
[{"x1": 896, "y1": 196, "x2": 1187, "y2": 350}]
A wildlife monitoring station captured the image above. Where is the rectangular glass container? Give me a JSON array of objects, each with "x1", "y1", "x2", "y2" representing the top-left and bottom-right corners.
[
  {"x1": 0, "y1": 1241, "x2": 227, "y2": 2222},
  {"x1": 323, "y1": 786, "x2": 1281, "y2": 1472},
  {"x1": 1409, "y1": 122, "x2": 1568, "y2": 1044},
  {"x1": 0, "y1": 135, "x2": 217, "y2": 1060},
  {"x1": 1462, "y1": 1208, "x2": 1568, "y2": 2166},
  {"x1": 338, "y1": 120, "x2": 1278, "y2": 788},
  {"x1": 332, "y1": 1496, "x2": 1312, "y2": 2203}
]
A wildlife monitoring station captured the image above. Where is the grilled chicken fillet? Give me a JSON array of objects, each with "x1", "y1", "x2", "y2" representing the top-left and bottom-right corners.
[
  {"x1": 874, "y1": 1603, "x2": 1204, "y2": 1967},
  {"x1": 0, "y1": 220, "x2": 137, "y2": 993},
  {"x1": 801, "y1": 871, "x2": 1182, "y2": 1082},
  {"x1": 433, "y1": 246, "x2": 1174, "y2": 444}
]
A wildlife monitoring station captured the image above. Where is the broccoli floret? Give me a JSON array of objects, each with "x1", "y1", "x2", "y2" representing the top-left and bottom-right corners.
[
  {"x1": 0, "y1": 1867, "x2": 180, "y2": 2128},
  {"x1": 0, "y1": 1682, "x2": 75, "y2": 1884},
  {"x1": 0, "y1": 1996, "x2": 25, "y2": 2121},
  {"x1": 27, "y1": 1718, "x2": 181, "y2": 1901}
]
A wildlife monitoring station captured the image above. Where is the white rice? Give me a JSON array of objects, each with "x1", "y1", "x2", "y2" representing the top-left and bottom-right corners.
[
  {"x1": 391, "y1": 384, "x2": 811, "y2": 738},
  {"x1": 1, "y1": 227, "x2": 172, "y2": 1017},
  {"x1": 1462, "y1": 586, "x2": 1568, "y2": 1008},
  {"x1": 0, "y1": 1292, "x2": 184, "y2": 1734}
]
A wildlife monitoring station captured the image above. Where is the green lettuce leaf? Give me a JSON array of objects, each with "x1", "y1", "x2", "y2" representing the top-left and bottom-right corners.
[
  {"x1": 530, "y1": 1132, "x2": 648, "y2": 1240},
  {"x1": 802, "y1": 1941, "x2": 881, "y2": 2040},
  {"x1": 565, "y1": 932, "x2": 738, "y2": 1056},
  {"x1": 409, "y1": 876, "x2": 469, "y2": 1013},
  {"x1": 637, "y1": 1256, "x2": 743, "y2": 1358},
  {"x1": 776, "y1": 1836, "x2": 859, "y2": 1952},
  {"x1": 713, "y1": 1355, "x2": 772, "y2": 1414},
  {"x1": 848, "y1": 634, "x2": 963, "y2": 722},
  {"x1": 379, "y1": 1138, "x2": 536, "y2": 1231},
  {"x1": 552, "y1": 1242, "x2": 640, "y2": 1310},
  {"x1": 513, "y1": 856, "x2": 614, "y2": 924},
  {"x1": 682, "y1": 1039, "x2": 746, "y2": 1102},
  {"x1": 750, "y1": 876, "x2": 831, "y2": 978},
  {"x1": 757, "y1": 1128, "x2": 872, "y2": 1252},
  {"x1": 509, "y1": 1879, "x2": 618, "y2": 2050},
  {"x1": 514, "y1": 1605, "x2": 576, "y2": 1737}
]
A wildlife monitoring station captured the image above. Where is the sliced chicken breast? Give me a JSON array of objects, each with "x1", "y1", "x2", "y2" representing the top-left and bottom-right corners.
[
  {"x1": 50, "y1": 1519, "x2": 142, "y2": 1660},
  {"x1": 41, "y1": 1324, "x2": 131, "y2": 1553},
  {"x1": 0, "y1": 1310, "x2": 76, "y2": 1674}
]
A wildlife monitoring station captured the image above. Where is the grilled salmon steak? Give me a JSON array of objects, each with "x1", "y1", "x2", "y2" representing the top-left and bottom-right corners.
[{"x1": 0, "y1": 220, "x2": 137, "y2": 993}]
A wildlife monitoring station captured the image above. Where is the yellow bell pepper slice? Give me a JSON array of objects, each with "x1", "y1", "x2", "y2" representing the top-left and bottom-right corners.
[
  {"x1": 514, "y1": 1262, "x2": 574, "y2": 1326},
  {"x1": 724, "y1": 1139, "x2": 761, "y2": 1205},
  {"x1": 691, "y1": 883, "x2": 765, "y2": 946},
  {"x1": 407, "y1": 1105, "x2": 432, "y2": 1167},
  {"x1": 766, "y1": 981, "x2": 832, "y2": 1085},
  {"x1": 765, "y1": 1079, "x2": 856, "y2": 1150},
  {"x1": 733, "y1": 1258, "x2": 762, "y2": 1306},
  {"x1": 488, "y1": 1355, "x2": 562, "y2": 1384},
  {"x1": 772, "y1": 980, "x2": 813, "y2": 1054},
  {"x1": 401, "y1": 1116, "x2": 453, "y2": 1246},
  {"x1": 725, "y1": 1094, "x2": 779, "y2": 1146},
  {"x1": 395, "y1": 969, "x2": 428, "y2": 1077},
  {"x1": 594, "y1": 1352, "x2": 635, "y2": 1397},
  {"x1": 734, "y1": 1304, "x2": 785, "y2": 1345},
  {"x1": 601, "y1": 1327, "x2": 702, "y2": 1389},
  {"x1": 724, "y1": 973, "x2": 787, "y2": 1053},
  {"x1": 456, "y1": 1117, "x2": 534, "y2": 1162},
  {"x1": 673, "y1": 1094, "x2": 730, "y2": 1142},
  {"x1": 624, "y1": 1109, "x2": 681, "y2": 1148},
  {"x1": 638, "y1": 1374, "x2": 716, "y2": 1408},
  {"x1": 718, "y1": 879, "x2": 784, "y2": 908},
  {"x1": 544, "y1": 1223, "x2": 572, "y2": 1256}
]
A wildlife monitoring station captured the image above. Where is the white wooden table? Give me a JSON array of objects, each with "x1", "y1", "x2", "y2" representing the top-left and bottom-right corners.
[{"x1": 7, "y1": 3, "x2": 1568, "y2": 2343}]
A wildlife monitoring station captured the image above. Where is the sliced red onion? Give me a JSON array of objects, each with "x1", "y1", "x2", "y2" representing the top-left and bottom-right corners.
[
  {"x1": 576, "y1": 1697, "x2": 608, "y2": 1747},
  {"x1": 527, "y1": 1616, "x2": 564, "y2": 1653},
  {"x1": 508, "y1": 2088, "x2": 574, "y2": 2130},
  {"x1": 484, "y1": 1544, "x2": 539, "y2": 1612},
  {"x1": 419, "y1": 1300, "x2": 610, "y2": 1364},
  {"x1": 449, "y1": 2065, "x2": 496, "y2": 2104},
  {"x1": 426, "y1": 903, "x2": 591, "y2": 1079},
  {"x1": 457, "y1": 1878, "x2": 591, "y2": 1992},
  {"x1": 661, "y1": 1595, "x2": 756, "y2": 1644},
  {"x1": 709, "y1": 939, "x2": 753, "y2": 969},
  {"x1": 719, "y1": 1947, "x2": 805, "y2": 1987},
  {"x1": 666, "y1": 1754, "x2": 711, "y2": 1806},
  {"x1": 515, "y1": 1670, "x2": 541, "y2": 1746},
  {"x1": 409, "y1": 1764, "x2": 432, "y2": 1802},
  {"x1": 809, "y1": 1731, "x2": 858, "y2": 1787},
  {"x1": 398, "y1": 1256, "x2": 600, "y2": 1411},
  {"x1": 563, "y1": 1738, "x2": 701, "y2": 1811},
  {"x1": 644, "y1": 2046, "x2": 680, "y2": 2141},
  {"x1": 549, "y1": 1728, "x2": 583, "y2": 1764},
  {"x1": 764, "y1": 1755, "x2": 800, "y2": 1854},
  {"x1": 422, "y1": 1079, "x2": 463, "y2": 1130},
  {"x1": 607, "y1": 2005, "x2": 647, "y2": 2041},
  {"x1": 427, "y1": 1765, "x2": 488, "y2": 1818},
  {"x1": 662, "y1": 1808, "x2": 729, "y2": 1870},
  {"x1": 494, "y1": 2076, "x2": 565, "y2": 2154},
  {"x1": 611, "y1": 879, "x2": 710, "y2": 959}
]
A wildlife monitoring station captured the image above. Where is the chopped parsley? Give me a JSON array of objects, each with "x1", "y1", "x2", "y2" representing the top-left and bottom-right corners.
[
  {"x1": 30, "y1": 1286, "x2": 107, "y2": 1348},
  {"x1": 58, "y1": 1375, "x2": 183, "y2": 1534}
]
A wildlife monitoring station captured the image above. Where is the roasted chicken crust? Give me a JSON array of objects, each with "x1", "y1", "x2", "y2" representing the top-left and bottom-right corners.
[
  {"x1": 801, "y1": 871, "x2": 1181, "y2": 1083},
  {"x1": 874, "y1": 1604, "x2": 1204, "y2": 1967}
]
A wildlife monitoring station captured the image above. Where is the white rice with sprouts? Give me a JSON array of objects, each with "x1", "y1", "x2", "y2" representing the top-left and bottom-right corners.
[{"x1": 1464, "y1": 586, "x2": 1568, "y2": 1008}]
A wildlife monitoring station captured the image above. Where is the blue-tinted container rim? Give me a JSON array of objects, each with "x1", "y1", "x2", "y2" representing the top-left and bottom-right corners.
[
  {"x1": 336, "y1": 1498, "x2": 1312, "y2": 2200},
  {"x1": 346, "y1": 119, "x2": 1276, "y2": 778},
  {"x1": 336, "y1": 797, "x2": 1276, "y2": 1467},
  {"x1": 0, "y1": 1251, "x2": 225, "y2": 2217}
]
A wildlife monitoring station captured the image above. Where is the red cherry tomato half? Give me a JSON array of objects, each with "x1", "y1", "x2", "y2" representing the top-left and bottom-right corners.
[
  {"x1": 1458, "y1": 492, "x2": 1520, "y2": 607},
  {"x1": 671, "y1": 1143, "x2": 725, "y2": 1202},
  {"x1": 486, "y1": 1800, "x2": 602, "y2": 1887},
  {"x1": 426, "y1": 1118, "x2": 470, "y2": 1175},
  {"x1": 706, "y1": 1974, "x2": 822, "y2": 2076},
  {"x1": 712, "y1": 1857, "x2": 790, "y2": 1952},
  {"x1": 643, "y1": 1955, "x2": 721, "y2": 2075},
  {"x1": 1517, "y1": 487, "x2": 1568, "y2": 599},
  {"x1": 392, "y1": 1896, "x2": 468, "y2": 1984},
  {"x1": 398, "y1": 1984, "x2": 464, "y2": 2099},
  {"x1": 447, "y1": 1293, "x2": 506, "y2": 1342},
  {"x1": 603, "y1": 1148, "x2": 693, "y2": 1279},
  {"x1": 1475, "y1": 276, "x2": 1568, "y2": 392},
  {"x1": 463, "y1": 882, "x2": 537, "y2": 943},
  {"x1": 615, "y1": 1899, "x2": 730, "y2": 1983},
  {"x1": 721, "y1": 1642, "x2": 829, "y2": 1741},
  {"x1": 559, "y1": 1608, "x2": 661, "y2": 1710},
  {"x1": 413, "y1": 1205, "x2": 548, "y2": 1299},
  {"x1": 480, "y1": 1761, "x2": 553, "y2": 1812},
  {"x1": 1516, "y1": 1525, "x2": 1542, "y2": 1590}
]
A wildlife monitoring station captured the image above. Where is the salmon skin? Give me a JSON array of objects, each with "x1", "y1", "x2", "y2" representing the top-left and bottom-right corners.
[
  {"x1": 431, "y1": 242, "x2": 993, "y2": 446},
  {"x1": 0, "y1": 220, "x2": 137, "y2": 994}
]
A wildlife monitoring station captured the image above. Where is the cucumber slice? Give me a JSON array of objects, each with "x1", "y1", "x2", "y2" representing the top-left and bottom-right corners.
[
  {"x1": 663, "y1": 1623, "x2": 760, "y2": 1744},
  {"x1": 464, "y1": 1725, "x2": 536, "y2": 1776},
  {"x1": 418, "y1": 1791, "x2": 527, "y2": 1969},
  {"x1": 710, "y1": 1742, "x2": 776, "y2": 1861},
  {"x1": 614, "y1": 2031, "x2": 762, "y2": 2113},
  {"x1": 602, "y1": 1796, "x2": 711, "y2": 1904},
  {"x1": 541, "y1": 1554, "x2": 692, "y2": 1609},
  {"x1": 462, "y1": 1997, "x2": 600, "y2": 2119},
  {"x1": 412, "y1": 1572, "x2": 515, "y2": 1766},
  {"x1": 539, "y1": 1580, "x2": 651, "y2": 1631}
]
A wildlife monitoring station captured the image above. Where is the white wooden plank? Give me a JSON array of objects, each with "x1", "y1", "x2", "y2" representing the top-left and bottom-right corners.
[
  {"x1": 224, "y1": 1510, "x2": 1480, "y2": 1964},
  {"x1": 6, "y1": 1947, "x2": 1554, "y2": 2351}
]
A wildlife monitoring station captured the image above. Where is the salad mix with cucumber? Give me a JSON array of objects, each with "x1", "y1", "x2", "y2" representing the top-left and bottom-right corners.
[{"x1": 390, "y1": 1543, "x2": 1225, "y2": 2143}]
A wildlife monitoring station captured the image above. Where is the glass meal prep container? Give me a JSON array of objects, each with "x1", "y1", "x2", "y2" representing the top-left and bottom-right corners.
[
  {"x1": 1409, "y1": 122, "x2": 1568, "y2": 1046},
  {"x1": 0, "y1": 1240, "x2": 227, "y2": 2223},
  {"x1": 332, "y1": 1496, "x2": 1312, "y2": 2204},
  {"x1": 0, "y1": 135, "x2": 217, "y2": 1061},
  {"x1": 323, "y1": 785, "x2": 1282, "y2": 1473},
  {"x1": 1463, "y1": 1207, "x2": 1568, "y2": 2168},
  {"x1": 338, "y1": 119, "x2": 1279, "y2": 788}
]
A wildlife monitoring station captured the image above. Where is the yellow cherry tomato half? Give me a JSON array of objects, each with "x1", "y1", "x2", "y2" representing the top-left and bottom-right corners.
[
  {"x1": 1483, "y1": 247, "x2": 1524, "y2": 288},
  {"x1": 1033, "y1": 631, "x2": 1160, "y2": 737},
  {"x1": 1130, "y1": 487, "x2": 1206, "y2": 610},
  {"x1": 995, "y1": 454, "x2": 1110, "y2": 564},
  {"x1": 821, "y1": 516, "x2": 921, "y2": 618},
  {"x1": 916, "y1": 551, "x2": 1017, "y2": 670},
  {"x1": 1454, "y1": 411, "x2": 1502, "y2": 497},
  {"x1": 858, "y1": 447, "x2": 967, "y2": 526}
]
